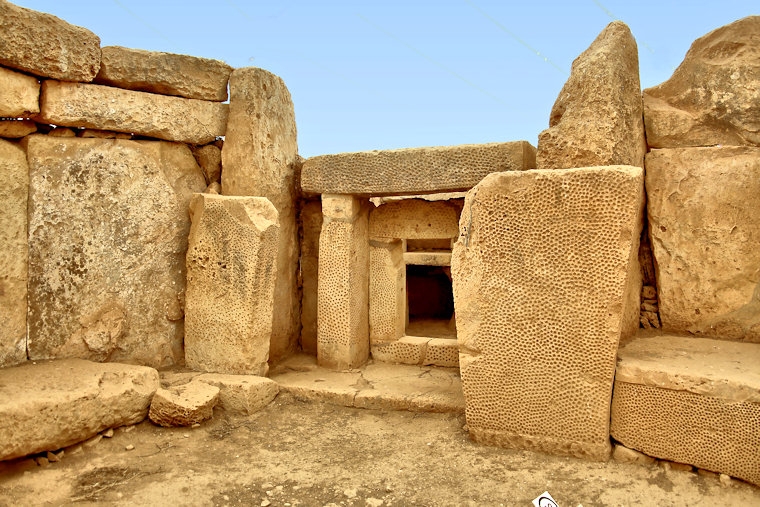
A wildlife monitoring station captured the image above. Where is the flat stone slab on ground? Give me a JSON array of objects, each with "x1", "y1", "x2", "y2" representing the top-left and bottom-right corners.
[
  {"x1": 195, "y1": 374, "x2": 279, "y2": 415},
  {"x1": 0, "y1": 359, "x2": 159, "y2": 461},
  {"x1": 149, "y1": 381, "x2": 220, "y2": 427}
]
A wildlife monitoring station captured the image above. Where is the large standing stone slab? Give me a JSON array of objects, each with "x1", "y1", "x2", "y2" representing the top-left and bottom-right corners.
[
  {"x1": 536, "y1": 21, "x2": 646, "y2": 170},
  {"x1": 302, "y1": 142, "x2": 536, "y2": 196},
  {"x1": 646, "y1": 147, "x2": 760, "y2": 341},
  {"x1": 0, "y1": 66, "x2": 39, "y2": 117},
  {"x1": 644, "y1": 16, "x2": 760, "y2": 148},
  {"x1": 26, "y1": 136, "x2": 206, "y2": 368},
  {"x1": 0, "y1": 359, "x2": 159, "y2": 461},
  {"x1": 37, "y1": 81, "x2": 228, "y2": 145},
  {"x1": 95, "y1": 46, "x2": 233, "y2": 101},
  {"x1": 452, "y1": 166, "x2": 644, "y2": 460},
  {"x1": 300, "y1": 200, "x2": 322, "y2": 355},
  {"x1": 0, "y1": 139, "x2": 28, "y2": 367},
  {"x1": 318, "y1": 194, "x2": 370, "y2": 369},
  {"x1": 184, "y1": 194, "x2": 280, "y2": 376},
  {"x1": 222, "y1": 67, "x2": 300, "y2": 363},
  {"x1": 0, "y1": 1, "x2": 100, "y2": 82}
]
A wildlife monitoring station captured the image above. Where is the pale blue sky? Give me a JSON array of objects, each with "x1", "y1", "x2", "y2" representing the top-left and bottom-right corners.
[{"x1": 14, "y1": 1, "x2": 758, "y2": 157}]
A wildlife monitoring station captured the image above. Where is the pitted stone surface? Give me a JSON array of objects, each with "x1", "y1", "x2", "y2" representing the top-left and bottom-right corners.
[
  {"x1": 424, "y1": 338, "x2": 459, "y2": 367},
  {"x1": 370, "y1": 199, "x2": 460, "y2": 240},
  {"x1": 38, "y1": 81, "x2": 228, "y2": 145},
  {"x1": 0, "y1": 66, "x2": 39, "y2": 117},
  {"x1": 369, "y1": 240, "x2": 406, "y2": 344},
  {"x1": 537, "y1": 21, "x2": 645, "y2": 170},
  {"x1": 0, "y1": 0, "x2": 100, "y2": 82},
  {"x1": 95, "y1": 46, "x2": 233, "y2": 101},
  {"x1": 646, "y1": 147, "x2": 760, "y2": 341},
  {"x1": 148, "y1": 381, "x2": 219, "y2": 427},
  {"x1": 195, "y1": 374, "x2": 279, "y2": 415},
  {"x1": 371, "y1": 336, "x2": 429, "y2": 365},
  {"x1": 643, "y1": 16, "x2": 760, "y2": 148},
  {"x1": 26, "y1": 136, "x2": 206, "y2": 368},
  {"x1": 0, "y1": 139, "x2": 28, "y2": 367},
  {"x1": 302, "y1": 142, "x2": 536, "y2": 196},
  {"x1": 0, "y1": 359, "x2": 159, "y2": 460},
  {"x1": 184, "y1": 194, "x2": 279, "y2": 376},
  {"x1": 452, "y1": 166, "x2": 644, "y2": 460}
]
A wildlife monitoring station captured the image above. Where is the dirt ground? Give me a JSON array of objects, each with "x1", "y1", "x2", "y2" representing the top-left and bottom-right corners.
[{"x1": 0, "y1": 392, "x2": 758, "y2": 507}]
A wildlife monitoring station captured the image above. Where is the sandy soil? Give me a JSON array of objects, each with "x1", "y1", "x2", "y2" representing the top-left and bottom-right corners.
[{"x1": 0, "y1": 392, "x2": 758, "y2": 507}]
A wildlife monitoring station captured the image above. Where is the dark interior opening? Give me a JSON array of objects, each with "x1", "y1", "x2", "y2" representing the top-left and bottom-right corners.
[{"x1": 406, "y1": 264, "x2": 456, "y2": 338}]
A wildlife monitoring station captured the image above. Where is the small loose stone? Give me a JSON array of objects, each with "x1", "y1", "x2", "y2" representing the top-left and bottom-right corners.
[
  {"x1": 102, "y1": 428, "x2": 114, "y2": 438},
  {"x1": 125, "y1": 444, "x2": 135, "y2": 451}
]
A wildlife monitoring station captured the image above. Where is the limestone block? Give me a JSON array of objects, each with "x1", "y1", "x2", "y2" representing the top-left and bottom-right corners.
[
  {"x1": 371, "y1": 336, "x2": 429, "y2": 365},
  {"x1": 300, "y1": 200, "x2": 322, "y2": 355},
  {"x1": 195, "y1": 374, "x2": 279, "y2": 415},
  {"x1": 646, "y1": 147, "x2": 760, "y2": 340},
  {"x1": 0, "y1": 359, "x2": 159, "y2": 461},
  {"x1": 78, "y1": 129, "x2": 132, "y2": 139},
  {"x1": 403, "y1": 252, "x2": 452, "y2": 266},
  {"x1": 26, "y1": 136, "x2": 206, "y2": 368},
  {"x1": 424, "y1": 338, "x2": 459, "y2": 367},
  {"x1": 643, "y1": 16, "x2": 760, "y2": 148},
  {"x1": 369, "y1": 240, "x2": 406, "y2": 344},
  {"x1": 611, "y1": 336, "x2": 760, "y2": 485},
  {"x1": 37, "y1": 81, "x2": 228, "y2": 145},
  {"x1": 0, "y1": 139, "x2": 28, "y2": 367},
  {"x1": 370, "y1": 199, "x2": 460, "y2": 240},
  {"x1": 95, "y1": 46, "x2": 232, "y2": 101},
  {"x1": 184, "y1": 194, "x2": 280, "y2": 376},
  {"x1": 0, "y1": 1, "x2": 100, "y2": 82},
  {"x1": 318, "y1": 195, "x2": 370, "y2": 369},
  {"x1": 191, "y1": 144, "x2": 222, "y2": 184},
  {"x1": 0, "y1": 119, "x2": 36, "y2": 138},
  {"x1": 302, "y1": 141, "x2": 536, "y2": 196},
  {"x1": 452, "y1": 166, "x2": 644, "y2": 460},
  {"x1": 537, "y1": 21, "x2": 646, "y2": 170},
  {"x1": 148, "y1": 382, "x2": 219, "y2": 427},
  {"x1": 221, "y1": 67, "x2": 300, "y2": 362},
  {"x1": 0, "y1": 66, "x2": 39, "y2": 117}
]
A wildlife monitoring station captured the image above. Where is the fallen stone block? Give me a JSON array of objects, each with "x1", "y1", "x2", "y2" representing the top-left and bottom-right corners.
[
  {"x1": 148, "y1": 382, "x2": 220, "y2": 427},
  {"x1": 0, "y1": 66, "x2": 39, "y2": 117},
  {"x1": 0, "y1": 359, "x2": 159, "y2": 461},
  {"x1": 195, "y1": 374, "x2": 279, "y2": 415}
]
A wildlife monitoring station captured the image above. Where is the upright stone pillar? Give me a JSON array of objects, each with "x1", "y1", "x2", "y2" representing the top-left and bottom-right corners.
[
  {"x1": 222, "y1": 67, "x2": 300, "y2": 363},
  {"x1": 317, "y1": 194, "x2": 369, "y2": 369}
]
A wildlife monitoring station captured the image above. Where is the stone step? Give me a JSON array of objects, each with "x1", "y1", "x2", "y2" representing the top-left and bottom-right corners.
[{"x1": 611, "y1": 335, "x2": 760, "y2": 486}]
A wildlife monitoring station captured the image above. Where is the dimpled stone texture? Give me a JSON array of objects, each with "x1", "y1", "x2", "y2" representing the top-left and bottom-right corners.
[
  {"x1": 424, "y1": 338, "x2": 459, "y2": 367},
  {"x1": 95, "y1": 46, "x2": 232, "y2": 101},
  {"x1": 26, "y1": 137, "x2": 206, "y2": 367},
  {"x1": 646, "y1": 147, "x2": 760, "y2": 341},
  {"x1": 184, "y1": 194, "x2": 279, "y2": 376},
  {"x1": 370, "y1": 199, "x2": 460, "y2": 240},
  {"x1": 302, "y1": 141, "x2": 536, "y2": 197},
  {"x1": 38, "y1": 81, "x2": 228, "y2": 145},
  {"x1": 452, "y1": 166, "x2": 644, "y2": 460},
  {"x1": 369, "y1": 240, "x2": 406, "y2": 344},
  {"x1": 371, "y1": 336, "x2": 428, "y2": 365},
  {"x1": 0, "y1": 1, "x2": 100, "y2": 82},
  {"x1": 0, "y1": 139, "x2": 28, "y2": 367}
]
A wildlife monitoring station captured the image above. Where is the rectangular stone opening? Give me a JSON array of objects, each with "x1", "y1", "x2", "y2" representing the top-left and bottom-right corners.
[{"x1": 405, "y1": 264, "x2": 456, "y2": 339}]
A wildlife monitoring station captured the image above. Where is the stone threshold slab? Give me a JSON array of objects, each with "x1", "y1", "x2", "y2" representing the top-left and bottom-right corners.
[{"x1": 269, "y1": 354, "x2": 464, "y2": 414}]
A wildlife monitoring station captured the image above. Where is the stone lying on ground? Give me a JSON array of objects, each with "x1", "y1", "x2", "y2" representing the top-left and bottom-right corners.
[
  {"x1": 195, "y1": 374, "x2": 279, "y2": 415},
  {"x1": 26, "y1": 136, "x2": 206, "y2": 368},
  {"x1": 643, "y1": 16, "x2": 760, "y2": 148},
  {"x1": 185, "y1": 194, "x2": 279, "y2": 376},
  {"x1": 0, "y1": 139, "x2": 28, "y2": 368},
  {"x1": 95, "y1": 46, "x2": 233, "y2": 101},
  {"x1": 612, "y1": 443, "x2": 656, "y2": 465},
  {"x1": 0, "y1": 359, "x2": 159, "y2": 461},
  {"x1": 0, "y1": 0, "x2": 101, "y2": 82},
  {"x1": 148, "y1": 381, "x2": 220, "y2": 427},
  {"x1": 452, "y1": 166, "x2": 644, "y2": 461},
  {"x1": 37, "y1": 81, "x2": 228, "y2": 145},
  {"x1": 0, "y1": 119, "x2": 36, "y2": 138},
  {"x1": 611, "y1": 335, "x2": 760, "y2": 486},
  {"x1": 536, "y1": 21, "x2": 645, "y2": 169},
  {"x1": 302, "y1": 142, "x2": 536, "y2": 196},
  {"x1": 222, "y1": 67, "x2": 301, "y2": 364},
  {"x1": 0, "y1": 66, "x2": 39, "y2": 117},
  {"x1": 646, "y1": 147, "x2": 760, "y2": 341}
]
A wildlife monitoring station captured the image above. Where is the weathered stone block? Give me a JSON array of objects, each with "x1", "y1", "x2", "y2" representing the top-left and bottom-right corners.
[
  {"x1": 0, "y1": 139, "x2": 28, "y2": 367},
  {"x1": 452, "y1": 166, "x2": 644, "y2": 460},
  {"x1": 149, "y1": 382, "x2": 219, "y2": 427},
  {"x1": 318, "y1": 195, "x2": 370, "y2": 369},
  {"x1": 371, "y1": 336, "x2": 429, "y2": 365},
  {"x1": 369, "y1": 199, "x2": 460, "y2": 239},
  {"x1": 191, "y1": 144, "x2": 222, "y2": 184},
  {"x1": 302, "y1": 141, "x2": 536, "y2": 196},
  {"x1": 37, "y1": 81, "x2": 228, "y2": 145},
  {"x1": 537, "y1": 21, "x2": 646, "y2": 169},
  {"x1": 0, "y1": 66, "x2": 39, "y2": 117},
  {"x1": 0, "y1": 1, "x2": 101, "y2": 82},
  {"x1": 646, "y1": 147, "x2": 760, "y2": 340},
  {"x1": 424, "y1": 338, "x2": 459, "y2": 367},
  {"x1": 0, "y1": 359, "x2": 159, "y2": 460},
  {"x1": 195, "y1": 374, "x2": 279, "y2": 415},
  {"x1": 222, "y1": 67, "x2": 300, "y2": 362},
  {"x1": 0, "y1": 119, "x2": 36, "y2": 138},
  {"x1": 643, "y1": 16, "x2": 760, "y2": 148},
  {"x1": 184, "y1": 194, "x2": 280, "y2": 376},
  {"x1": 300, "y1": 200, "x2": 322, "y2": 355},
  {"x1": 26, "y1": 136, "x2": 206, "y2": 368},
  {"x1": 95, "y1": 46, "x2": 232, "y2": 101},
  {"x1": 611, "y1": 336, "x2": 760, "y2": 486},
  {"x1": 369, "y1": 239, "x2": 406, "y2": 344}
]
